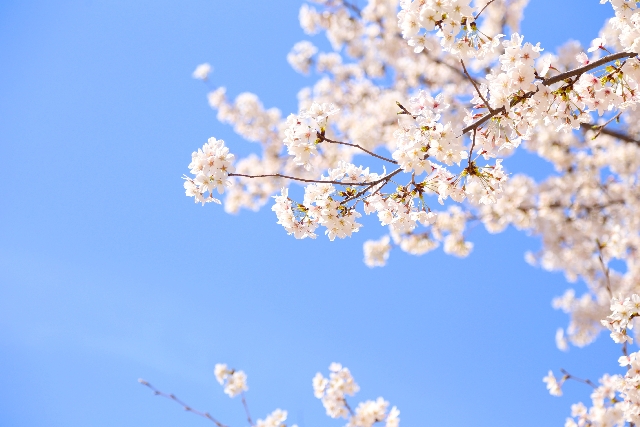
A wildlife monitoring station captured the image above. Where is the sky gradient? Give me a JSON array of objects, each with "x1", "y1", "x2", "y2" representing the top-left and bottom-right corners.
[{"x1": 0, "y1": 1, "x2": 622, "y2": 426}]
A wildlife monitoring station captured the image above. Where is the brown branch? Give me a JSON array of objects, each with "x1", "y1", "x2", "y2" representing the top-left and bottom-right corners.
[
  {"x1": 341, "y1": 0, "x2": 361, "y2": 15},
  {"x1": 461, "y1": 51, "x2": 638, "y2": 135},
  {"x1": 396, "y1": 101, "x2": 416, "y2": 118},
  {"x1": 461, "y1": 59, "x2": 493, "y2": 112},
  {"x1": 542, "y1": 52, "x2": 637, "y2": 86},
  {"x1": 560, "y1": 369, "x2": 597, "y2": 389},
  {"x1": 596, "y1": 239, "x2": 613, "y2": 298},
  {"x1": 138, "y1": 379, "x2": 228, "y2": 427},
  {"x1": 474, "y1": 0, "x2": 497, "y2": 21},
  {"x1": 342, "y1": 167, "x2": 403, "y2": 204},
  {"x1": 232, "y1": 167, "x2": 403, "y2": 197},
  {"x1": 461, "y1": 90, "x2": 537, "y2": 135},
  {"x1": 318, "y1": 134, "x2": 398, "y2": 164},
  {"x1": 590, "y1": 112, "x2": 622, "y2": 139},
  {"x1": 421, "y1": 48, "x2": 480, "y2": 84},
  {"x1": 517, "y1": 199, "x2": 626, "y2": 214},
  {"x1": 469, "y1": 128, "x2": 478, "y2": 159},
  {"x1": 580, "y1": 122, "x2": 640, "y2": 145},
  {"x1": 343, "y1": 397, "x2": 355, "y2": 416},
  {"x1": 395, "y1": 31, "x2": 478, "y2": 85},
  {"x1": 241, "y1": 392, "x2": 253, "y2": 426},
  {"x1": 230, "y1": 173, "x2": 369, "y2": 186}
]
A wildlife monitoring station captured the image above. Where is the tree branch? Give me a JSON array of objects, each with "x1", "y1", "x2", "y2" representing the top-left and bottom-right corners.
[
  {"x1": 241, "y1": 392, "x2": 254, "y2": 426},
  {"x1": 318, "y1": 134, "x2": 398, "y2": 164},
  {"x1": 474, "y1": 0, "x2": 496, "y2": 21},
  {"x1": 230, "y1": 173, "x2": 365, "y2": 186},
  {"x1": 596, "y1": 239, "x2": 613, "y2": 298},
  {"x1": 559, "y1": 369, "x2": 597, "y2": 389},
  {"x1": 139, "y1": 379, "x2": 228, "y2": 427},
  {"x1": 585, "y1": 112, "x2": 622, "y2": 140},
  {"x1": 342, "y1": 167, "x2": 403, "y2": 204},
  {"x1": 341, "y1": 0, "x2": 361, "y2": 15},
  {"x1": 461, "y1": 51, "x2": 638, "y2": 135},
  {"x1": 580, "y1": 122, "x2": 640, "y2": 145},
  {"x1": 541, "y1": 52, "x2": 637, "y2": 86},
  {"x1": 422, "y1": 49, "x2": 479, "y2": 84},
  {"x1": 343, "y1": 397, "x2": 355, "y2": 416},
  {"x1": 461, "y1": 59, "x2": 493, "y2": 113},
  {"x1": 231, "y1": 167, "x2": 403, "y2": 190}
]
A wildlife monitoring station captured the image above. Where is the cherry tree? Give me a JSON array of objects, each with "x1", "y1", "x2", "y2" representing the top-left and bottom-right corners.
[{"x1": 144, "y1": 0, "x2": 640, "y2": 426}]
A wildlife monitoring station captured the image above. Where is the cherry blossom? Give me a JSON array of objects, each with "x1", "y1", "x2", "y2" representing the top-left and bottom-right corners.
[
  {"x1": 176, "y1": 1, "x2": 640, "y2": 425},
  {"x1": 192, "y1": 63, "x2": 212, "y2": 80},
  {"x1": 213, "y1": 363, "x2": 248, "y2": 398}
]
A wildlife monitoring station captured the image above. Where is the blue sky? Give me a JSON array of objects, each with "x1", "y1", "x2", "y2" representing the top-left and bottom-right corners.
[{"x1": 0, "y1": 1, "x2": 621, "y2": 426}]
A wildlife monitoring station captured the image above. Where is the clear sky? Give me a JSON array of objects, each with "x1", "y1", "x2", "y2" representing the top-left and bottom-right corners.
[{"x1": 0, "y1": 1, "x2": 622, "y2": 426}]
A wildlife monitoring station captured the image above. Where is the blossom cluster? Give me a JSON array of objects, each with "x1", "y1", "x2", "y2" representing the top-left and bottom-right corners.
[
  {"x1": 284, "y1": 102, "x2": 339, "y2": 170},
  {"x1": 484, "y1": 34, "x2": 541, "y2": 112},
  {"x1": 562, "y1": 374, "x2": 625, "y2": 427},
  {"x1": 542, "y1": 370, "x2": 564, "y2": 397},
  {"x1": 214, "y1": 363, "x2": 248, "y2": 398},
  {"x1": 546, "y1": 294, "x2": 640, "y2": 426},
  {"x1": 313, "y1": 362, "x2": 360, "y2": 419},
  {"x1": 394, "y1": 89, "x2": 508, "y2": 205},
  {"x1": 604, "y1": 0, "x2": 640, "y2": 55},
  {"x1": 602, "y1": 295, "x2": 640, "y2": 344},
  {"x1": 397, "y1": 0, "x2": 502, "y2": 60},
  {"x1": 256, "y1": 409, "x2": 290, "y2": 427},
  {"x1": 184, "y1": 138, "x2": 235, "y2": 205},
  {"x1": 207, "y1": 362, "x2": 398, "y2": 427},
  {"x1": 616, "y1": 351, "x2": 640, "y2": 425},
  {"x1": 392, "y1": 91, "x2": 463, "y2": 172},
  {"x1": 287, "y1": 40, "x2": 318, "y2": 74},
  {"x1": 313, "y1": 363, "x2": 399, "y2": 427}
]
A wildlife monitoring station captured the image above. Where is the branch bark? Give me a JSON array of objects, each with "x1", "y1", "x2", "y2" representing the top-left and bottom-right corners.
[
  {"x1": 139, "y1": 380, "x2": 228, "y2": 427},
  {"x1": 580, "y1": 122, "x2": 640, "y2": 145},
  {"x1": 231, "y1": 167, "x2": 403, "y2": 191},
  {"x1": 318, "y1": 134, "x2": 398, "y2": 164}
]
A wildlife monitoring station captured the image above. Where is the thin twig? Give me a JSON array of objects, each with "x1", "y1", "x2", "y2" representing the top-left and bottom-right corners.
[
  {"x1": 469, "y1": 128, "x2": 478, "y2": 160},
  {"x1": 460, "y1": 92, "x2": 534, "y2": 135},
  {"x1": 542, "y1": 52, "x2": 636, "y2": 86},
  {"x1": 138, "y1": 379, "x2": 228, "y2": 427},
  {"x1": 230, "y1": 173, "x2": 371, "y2": 186},
  {"x1": 341, "y1": 0, "x2": 361, "y2": 15},
  {"x1": 396, "y1": 101, "x2": 417, "y2": 118},
  {"x1": 596, "y1": 239, "x2": 613, "y2": 298},
  {"x1": 580, "y1": 122, "x2": 640, "y2": 145},
  {"x1": 342, "y1": 168, "x2": 403, "y2": 204},
  {"x1": 318, "y1": 134, "x2": 398, "y2": 164},
  {"x1": 517, "y1": 199, "x2": 625, "y2": 214},
  {"x1": 422, "y1": 49, "x2": 479, "y2": 84},
  {"x1": 241, "y1": 392, "x2": 254, "y2": 426},
  {"x1": 461, "y1": 51, "x2": 638, "y2": 135},
  {"x1": 461, "y1": 59, "x2": 493, "y2": 113},
  {"x1": 343, "y1": 397, "x2": 355, "y2": 416},
  {"x1": 393, "y1": 25, "x2": 478, "y2": 84},
  {"x1": 474, "y1": 0, "x2": 496, "y2": 21},
  {"x1": 589, "y1": 112, "x2": 623, "y2": 140},
  {"x1": 232, "y1": 167, "x2": 402, "y2": 201},
  {"x1": 560, "y1": 369, "x2": 597, "y2": 389}
]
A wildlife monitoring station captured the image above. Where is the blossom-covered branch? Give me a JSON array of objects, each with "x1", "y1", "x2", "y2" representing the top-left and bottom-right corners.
[
  {"x1": 461, "y1": 51, "x2": 639, "y2": 135},
  {"x1": 180, "y1": 1, "x2": 640, "y2": 425},
  {"x1": 144, "y1": 363, "x2": 400, "y2": 427}
]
